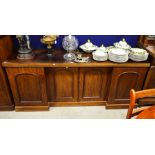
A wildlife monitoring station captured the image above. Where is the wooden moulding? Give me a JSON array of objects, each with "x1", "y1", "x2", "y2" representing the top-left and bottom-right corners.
[
  {"x1": 15, "y1": 106, "x2": 49, "y2": 112},
  {"x1": 106, "y1": 104, "x2": 130, "y2": 109},
  {"x1": 0, "y1": 105, "x2": 14, "y2": 111},
  {"x1": 2, "y1": 61, "x2": 150, "y2": 68},
  {"x1": 49, "y1": 101, "x2": 106, "y2": 107}
]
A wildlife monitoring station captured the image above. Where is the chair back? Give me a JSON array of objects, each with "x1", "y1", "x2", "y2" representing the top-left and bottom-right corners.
[{"x1": 126, "y1": 89, "x2": 155, "y2": 119}]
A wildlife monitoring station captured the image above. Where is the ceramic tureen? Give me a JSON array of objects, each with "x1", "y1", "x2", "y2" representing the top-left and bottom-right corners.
[
  {"x1": 114, "y1": 38, "x2": 131, "y2": 50},
  {"x1": 92, "y1": 44, "x2": 108, "y2": 61},
  {"x1": 80, "y1": 39, "x2": 98, "y2": 53},
  {"x1": 129, "y1": 48, "x2": 149, "y2": 62}
]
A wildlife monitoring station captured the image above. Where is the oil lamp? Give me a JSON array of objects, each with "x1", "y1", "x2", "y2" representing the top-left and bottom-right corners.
[{"x1": 62, "y1": 35, "x2": 79, "y2": 61}]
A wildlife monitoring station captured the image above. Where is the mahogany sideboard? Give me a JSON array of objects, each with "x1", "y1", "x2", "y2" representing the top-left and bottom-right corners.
[
  {"x1": 2, "y1": 49, "x2": 152, "y2": 111},
  {"x1": 0, "y1": 36, "x2": 14, "y2": 111},
  {"x1": 138, "y1": 36, "x2": 155, "y2": 105}
]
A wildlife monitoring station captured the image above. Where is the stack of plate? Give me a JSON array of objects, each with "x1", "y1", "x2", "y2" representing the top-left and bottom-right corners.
[
  {"x1": 129, "y1": 48, "x2": 149, "y2": 62},
  {"x1": 108, "y1": 48, "x2": 129, "y2": 63}
]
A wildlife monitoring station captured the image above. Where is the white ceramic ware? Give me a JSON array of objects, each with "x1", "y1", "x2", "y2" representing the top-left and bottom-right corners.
[
  {"x1": 109, "y1": 47, "x2": 129, "y2": 55},
  {"x1": 92, "y1": 50, "x2": 108, "y2": 61},
  {"x1": 114, "y1": 38, "x2": 131, "y2": 50},
  {"x1": 80, "y1": 40, "x2": 98, "y2": 53},
  {"x1": 92, "y1": 44, "x2": 108, "y2": 61},
  {"x1": 129, "y1": 48, "x2": 149, "y2": 62},
  {"x1": 108, "y1": 48, "x2": 129, "y2": 63},
  {"x1": 97, "y1": 44, "x2": 107, "y2": 52}
]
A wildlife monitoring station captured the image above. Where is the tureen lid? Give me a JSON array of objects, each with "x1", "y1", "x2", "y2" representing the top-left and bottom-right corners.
[
  {"x1": 114, "y1": 38, "x2": 131, "y2": 49},
  {"x1": 80, "y1": 39, "x2": 97, "y2": 51},
  {"x1": 97, "y1": 44, "x2": 107, "y2": 51},
  {"x1": 130, "y1": 48, "x2": 147, "y2": 55},
  {"x1": 119, "y1": 38, "x2": 128, "y2": 45},
  {"x1": 84, "y1": 39, "x2": 95, "y2": 48}
]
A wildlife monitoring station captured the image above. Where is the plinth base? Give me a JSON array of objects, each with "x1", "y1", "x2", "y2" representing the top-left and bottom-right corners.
[{"x1": 17, "y1": 53, "x2": 35, "y2": 60}]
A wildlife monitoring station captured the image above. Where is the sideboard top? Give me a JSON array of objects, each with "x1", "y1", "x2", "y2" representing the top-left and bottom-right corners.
[{"x1": 2, "y1": 49, "x2": 150, "y2": 68}]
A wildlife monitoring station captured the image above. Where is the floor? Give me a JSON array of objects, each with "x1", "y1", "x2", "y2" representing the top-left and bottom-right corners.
[{"x1": 0, "y1": 106, "x2": 127, "y2": 119}]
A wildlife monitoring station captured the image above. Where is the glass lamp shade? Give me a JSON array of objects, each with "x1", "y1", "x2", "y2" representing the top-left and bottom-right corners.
[
  {"x1": 62, "y1": 35, "x2": 79, "y2": 51},
  {"x1": 62, "y1": 35, "x2": 79, "y2": 61}
]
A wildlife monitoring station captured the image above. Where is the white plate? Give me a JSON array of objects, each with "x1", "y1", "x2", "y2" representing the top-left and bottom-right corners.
[
  {"x1": 109, "y1": 53, "x2": 128, "y2": 63},
  {"x1": 109, "y1": 57, "x2": 128, "y2": 63},
  {"x1": 109, "y1": 48, "x2": 129, "y2": 56}
]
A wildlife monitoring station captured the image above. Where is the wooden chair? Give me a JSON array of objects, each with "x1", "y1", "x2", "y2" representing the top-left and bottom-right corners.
[{"x1": 126, "y1": 89, "x2": 155, "y2": 119}]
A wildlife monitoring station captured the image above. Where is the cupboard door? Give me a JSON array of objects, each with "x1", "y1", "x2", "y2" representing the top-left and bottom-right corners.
[
  {"x1": 108, "y1": 67, "x2": 148, "y2": 105},
  {"x1": 140, "y1": 66, "x2": 155, "y2": 105},
  {"x1": 0, "y1": 66, "x2": 14, "y2": 110},
  {"x1": 6, "y1": 68, "x2": 47, "y2": 106},
  {"x1": 143, "y1": 66, "x2": 155, "y2": 89},
  {"x1": 46, "y1": 67, "x2": 78, "y2": 102},
  {"x1": 79, "y1": 68, "x2": 111, "y2": 102}
]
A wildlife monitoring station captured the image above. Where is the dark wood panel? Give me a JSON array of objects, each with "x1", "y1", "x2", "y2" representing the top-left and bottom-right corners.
[
  {"x1": 139, "y1": 66, "x2": 155, "y2": 105},
  {"x1": 6, "y1": 68, "x2": 48, "y2": 107},
  {"x1": 143, "y1": 66, "x2": 155, "y2": 89},
  {"x1": 79, "y1": 68, "x2": 112, "y2": 102},
  {"x1": 46, "y1": 67, "x2": 78, "y2": 102},
  {"x1": 0, "y1": 36, "x2": 14, "y2": 110},
  {"x1": 115, "y1": 72, "x2": 139, "y2": 99},
  {"x1": 108, "y1": 67, "x2": 148, "y2": 105},
  {"x1": 0, "y1": 36, "x2": 14, "y2": 61},
  {"x1": 0, "y1": 66, "x2": 14, "y2": 110},
  {"x1": 15, "y1": 74, "x2": 42, "y2": 103}
]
